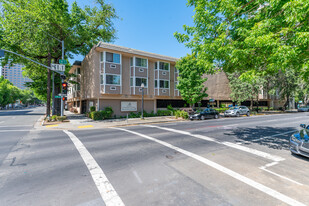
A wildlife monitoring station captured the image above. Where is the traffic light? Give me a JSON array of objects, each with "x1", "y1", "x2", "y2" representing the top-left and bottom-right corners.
[
  {"x1": 62, "y1": 82, "x2": 68, "y2": 94},
  {"x1": 62, "y1": 97, "x2": 67, "y2": 101}
]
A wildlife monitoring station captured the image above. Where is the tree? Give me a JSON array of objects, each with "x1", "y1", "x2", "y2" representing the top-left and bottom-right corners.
[
  {"x1": 176, "y1": 54, "x2": 208, "y2": 108},
  {"x1": 0, "y1": 76, "x2": 21, "y2": 107},
  {"x1": 228, "y1": 72, "x2": 266, "y2": 110},
  {"x1": 174, "y1": 0, "x2": 309, "y2": 82},
  {"x1": 0, "y1": 0, "x2": 118, "y2": 116}
]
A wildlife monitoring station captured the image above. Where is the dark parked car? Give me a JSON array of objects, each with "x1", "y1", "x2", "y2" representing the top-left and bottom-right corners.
[
  {"x1": 189, "y1": 108, "x2": 219, "y2": 120},
  {"x1": 290, "y1": 124, "x2": 309, "y2": 158}
]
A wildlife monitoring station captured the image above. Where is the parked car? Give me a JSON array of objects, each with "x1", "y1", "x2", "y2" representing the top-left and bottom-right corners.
[
  {"x1": 298, "y1": 106, "x2": 309, "y2": 112},
  {"x1": 290, "y1": 124, "x2": 309, "y2": 158},
  {"x1": 189, "y1": 108, "x2": 219, "y2": 120},
  {"x1": 224, "y1": 106, "x2": 250, "y2": 117}
]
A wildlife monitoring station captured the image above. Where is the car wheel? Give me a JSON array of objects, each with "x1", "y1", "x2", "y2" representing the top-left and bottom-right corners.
[
  {"x1": 201, "y1": 115, "x2": 205, "y2": 120},
  {"x1": 246, "y1": 112, "x2": 250, "y2": 116},
  {"x1": 214, "y1": 114, "x2": 219, "y2": 119},
  {"x1": 236, "y1": 112, "x2": 240, "y2": 117}
]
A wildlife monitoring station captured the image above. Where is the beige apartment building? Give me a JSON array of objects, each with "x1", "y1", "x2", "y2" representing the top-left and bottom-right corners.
[
  {"x1": 68, "y1": 42, "x2": 279, "y2": 116},
  {"x1": 68, "y1": 42, "x2": 183, "y2": 116}
]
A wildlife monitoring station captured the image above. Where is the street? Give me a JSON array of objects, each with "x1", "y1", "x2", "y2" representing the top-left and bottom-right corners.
[{"x1": 0, "y1": 109, "x2": 309, "y2": 206}]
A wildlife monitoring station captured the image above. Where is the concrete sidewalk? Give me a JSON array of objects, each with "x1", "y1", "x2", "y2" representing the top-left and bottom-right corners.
[{"x1": 41, "y1": 110, "x2": 185, "y2": 130}]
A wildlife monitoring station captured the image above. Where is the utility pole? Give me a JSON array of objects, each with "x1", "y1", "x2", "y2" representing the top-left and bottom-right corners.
[{"x1": 47, "y1": 53, "x2": 52, "y2": 119}]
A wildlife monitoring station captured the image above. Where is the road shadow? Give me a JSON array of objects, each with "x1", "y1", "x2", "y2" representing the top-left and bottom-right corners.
[
  {"x1": 224, "y1": 126, "x2": 297, "y2": 150},
  {"x1": 291, "y1": 153, "x2": 309, "y2": 162}
]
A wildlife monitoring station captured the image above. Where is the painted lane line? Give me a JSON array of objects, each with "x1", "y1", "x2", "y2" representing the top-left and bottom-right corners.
[
  {"x1": 0, "y1": 121, "x2": 4, "y2": 124},
  {"x1": 115, "y1": 128, "x2": 305, "y2": 206},
  {"x1": 144, "y1": 125, "x2": 285, "y2": 162},
  {"x1": 259, "y1": 167, "x2": 303, "y2": 186},
  {"x1": 252, "y1": 130, "x2": 296, "y2": 142},
  {"x1": 133, "y1": 170, "x2": 143, "y2": 184},
  {"x1": 259, "y1": 161, "x2": 303, "y2": 186},
  {"x1": 63, "y1": 130, "x2": 125, "y2": 206}
]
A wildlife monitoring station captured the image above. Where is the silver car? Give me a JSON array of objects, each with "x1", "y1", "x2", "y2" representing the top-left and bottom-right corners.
[
  {"x1": 224, "y1": 106, "x2": 250, "y2": 117},
  {"x1": 290, "y1": 124, "x2": 309, "y2": 158}
]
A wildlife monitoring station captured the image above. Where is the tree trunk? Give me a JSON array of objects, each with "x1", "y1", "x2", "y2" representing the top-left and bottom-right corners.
[
  {"x1": 46, "y1": 53, "x2": 51, "y2": 118},
  {"x1": 256, "y1": 94, "x2": 259, "y2": 112},
  {"x1": 250, "y1": 98, "x2": 253, "y2": 110}
]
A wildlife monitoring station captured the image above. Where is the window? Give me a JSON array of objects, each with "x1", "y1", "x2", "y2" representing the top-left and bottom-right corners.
[
  {"x1": 130, "y1": 78, "x2": 133, "y2": 86},
  {"x1": 106, "y1": 75, "x2": 120, "y2": 85},
  {"x1": 156, "y1": 62, "x2": 169, "y2": 70},
  {"x1": 135, "y1": 57, "x2": 147, "y2": 67},
  {"x1": 159, "y1": 80, "x2": 169, "y2": 88},
  {"x1": 175, "y1": 67, "x2": 178, "y2": 73},
  {"x1": 135, "y1": 78, "x2": 147, "y2": 87},
  {"x1": 106, "y1": 52, "x2": 120, "y2": 64},
  {"x1": 100, "y1": 74, "x2": 104, "y2": 85},
  {"x1": 130, "y1": 57, "x2": 133, "y2": 66}
]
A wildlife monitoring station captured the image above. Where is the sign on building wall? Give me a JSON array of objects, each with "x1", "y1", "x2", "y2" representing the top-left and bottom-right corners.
[{"x1": 121, "y1": 101, "x2": 137, "y2": 112}]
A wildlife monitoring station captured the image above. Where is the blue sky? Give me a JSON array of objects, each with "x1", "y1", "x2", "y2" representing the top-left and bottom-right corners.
[{"x1": 67, "y1": 0, "x2": 194, "y2": 64}]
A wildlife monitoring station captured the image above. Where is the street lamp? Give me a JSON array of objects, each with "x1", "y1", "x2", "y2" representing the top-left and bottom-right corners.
[{"x1": 141, "y1": 83, "x2": 144, "y2": 119}]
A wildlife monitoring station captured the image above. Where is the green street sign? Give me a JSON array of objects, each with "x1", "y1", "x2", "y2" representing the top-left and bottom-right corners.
[
  {"x1": 59, "y1": 59, "x2": 67, "y2": 64},
  {"x1": 55, "y1": 95, "x2": 61, "y2": 98}
]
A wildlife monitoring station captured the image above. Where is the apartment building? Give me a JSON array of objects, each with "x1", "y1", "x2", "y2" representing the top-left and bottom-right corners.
[
  {"x1": 68, "y1": 42, "x2": 182, "y2": 115},
  {"x1": 68, "y1": 43, "x2": 279, "y2": 115},
  {"x1": 0, "y1": 64, "x2": 32, "y2": 90}
]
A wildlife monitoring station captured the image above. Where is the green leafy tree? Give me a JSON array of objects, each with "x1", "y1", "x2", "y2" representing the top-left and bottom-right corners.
[
  {"x1": 175, "y1": 0, "x2": 309, "y2": 82},
  {"x1": 228, "y1": 72, "x2": 266, "y2": 110},
  {"x1": 176, "y1": 54, "x2": 208, "y2": 108},
  {"x1": 0, "y1": 76, "x2": 21, "y2": 107},
  {"x1": 0, "y1": 0, "x2": 118, "y2": 116}
]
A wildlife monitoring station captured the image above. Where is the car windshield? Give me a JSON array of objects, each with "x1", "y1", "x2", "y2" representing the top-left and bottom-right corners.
[
  {"x1": 300, "y1": 106, "x2": 309, "y2": 108},
  {"x1": 229, "y1": 107, "x2": 239, "y2": 110}
]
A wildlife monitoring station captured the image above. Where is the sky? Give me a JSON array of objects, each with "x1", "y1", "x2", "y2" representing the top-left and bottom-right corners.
[{"x1": 66, "y1": 0, "x2": 195, "y2": 64}]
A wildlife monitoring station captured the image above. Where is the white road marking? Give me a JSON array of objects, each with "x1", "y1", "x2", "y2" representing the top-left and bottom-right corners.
[
  {"x1": 0, "y1": 121, "x2": 4, "y2": 124},
  {"x1": 133, "y1": 170, "x2": 143, "y2": 184},
  {"x1": 115, "y1": 128, "x2": 306, "y2": 206},
  {"x1": 252, "y1": 130, "x2": 295, "y2": 142},
  {"x1": 260, "y1": 167, "x2": 303, "y2": 186},
  {"x1": 63, "y1": 130, "x2": 125, "y2": 206},
  {"x1": 259, "y1": 161, "x2": 303, "y2": 186},
  {"x1": 144, "y1": 125, "x2": 285, "y2": 162}
]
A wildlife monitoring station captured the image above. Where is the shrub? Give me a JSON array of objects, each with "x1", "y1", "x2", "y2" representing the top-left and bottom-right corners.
[
  {"x1": 180, "y1": 111, "x2": 189, "y2": 119},
  {"x1": 90, "y1": 106, "x2": 96, "y2": 112},
  {"x1": 51, "y1": 115, "x2": 57, "y2": 121},
  {"x1": 57, "y1": 116, "x2": 67, "y2": 122},
  {"x1": 167, "y1": 104, "x2": 174, "y2": 113},
  {"x1": 90, "y1": 111, "x2": 102, "y2": 120},
  {"x1": 156, "y1": 110, "x2": 172, "y2": 116}
]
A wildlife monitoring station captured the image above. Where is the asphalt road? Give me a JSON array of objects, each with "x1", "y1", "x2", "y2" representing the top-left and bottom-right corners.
[{"x1": 0, "y1": 109, "x2": 309, "y2": 206}]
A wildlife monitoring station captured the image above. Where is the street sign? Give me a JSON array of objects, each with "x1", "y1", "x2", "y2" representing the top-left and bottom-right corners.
[
  {"x1": 0, "y1": 50, "x2": 4, "y2": 57},
  {"x1": 209, "y1": 99, "x2": 215, "y2": 102},
  {"x1": 55, "y1": 95, "x2": 61, "y2": 98},
  {"x1": 59, "y1": 59, "x2": 67, "y2": 64},
  {"x1": 51, "y1": 63, "x2": 65, "y2": 72}
]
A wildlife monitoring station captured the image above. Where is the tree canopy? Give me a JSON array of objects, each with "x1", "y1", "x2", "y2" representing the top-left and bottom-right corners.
[
  {"x1": 0, "y1": 0, "x2": 118, "y2": 115},
  {"x1": 175, "y1": 0, "x2": 309, "y2": 79},
  {"x1": 176, "y1": 53, "x2": 208, "y2": 107}
]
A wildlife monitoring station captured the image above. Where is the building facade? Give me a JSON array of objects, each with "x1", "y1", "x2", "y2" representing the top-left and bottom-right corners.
[
  {"x1": 68, "y1": 42, "x2": 182, "y2": 115},
  {"x1": 0, "y1": 64, "x2": 32, "y2": 90},
  {"x1": 68, "y1": 43, "x2": 280, "y2": 116}
]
